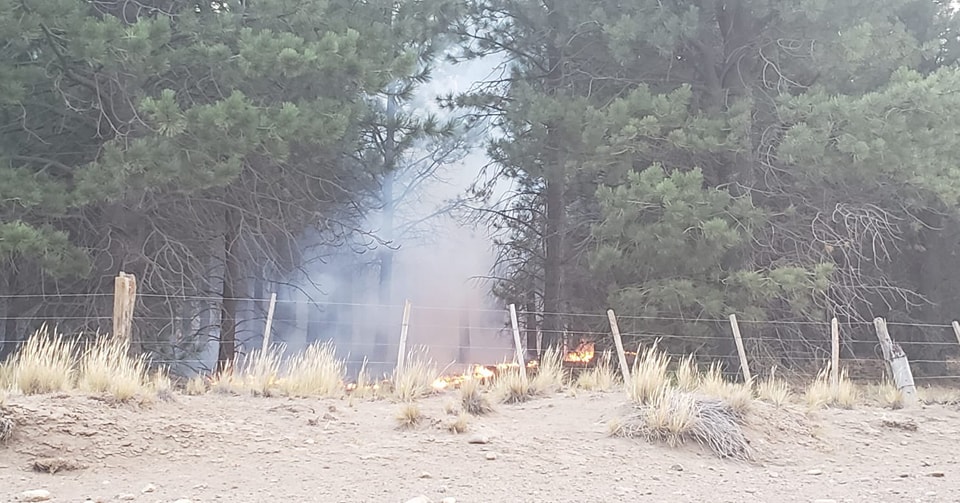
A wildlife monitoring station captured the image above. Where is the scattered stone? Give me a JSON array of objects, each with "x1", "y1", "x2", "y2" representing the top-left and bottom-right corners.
[
  {"x1": 418, "y1": 471, "x2": 432, "y2": 479},
  {"x1": 440, "y1": 499, "x2": 457, "y2": 503},
  {"x1": 928, "y1": 471, "x2": 945, "y2": 478},
  {"x1": 117, "y1": 494, "x2": 135, "y2": 501},
  {"x1": 141, "y1": 484, "x2": 157, "y2": 493},
  {"x1": 484, "y1": 452, "x2": 498, "y2": 461},
  {"x1": 19, "y1": 490, "x2": 51, "y2": 502},
  {"x1": 805, "y1": 469, "x2": 824, "y2": 476},
  {"x1": 768, "y1": 471, "x2": 780, "y2": 478},
  {"x1": 404, "y1": 497, "x2": 430, "y2": 503},
  {"x1": 467, "y1": 434, "x2": 489, "y2": 445},
  {"x1": 669, "y1": 464, "x2": 684, "y2": 472},
  {"x1": 881, "y1": 418, "x2": 918, "y2": 432}
]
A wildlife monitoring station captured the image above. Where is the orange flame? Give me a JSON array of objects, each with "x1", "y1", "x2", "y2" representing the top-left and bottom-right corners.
[
  {"x1": 430, "y1": 364, "x2": 499, "y2": 391},
  {"x1": 564, "y1": 341, "x2": 596, "y2": 363}
]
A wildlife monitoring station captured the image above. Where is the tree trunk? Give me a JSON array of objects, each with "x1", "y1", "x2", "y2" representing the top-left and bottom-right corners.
[
  {"x1": 374, "y1": 89, "x2": 399, "y2": 363},
  {"x1": 542, "y1": 168, "x2": 564, "y2": 351},
  {"x1": 217, "y1": 205, "x2": 242, "y2": 374}
]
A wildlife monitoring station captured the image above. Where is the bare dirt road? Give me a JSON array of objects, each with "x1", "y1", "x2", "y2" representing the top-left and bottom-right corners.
[{"x1": 1, "y1": 390, "x2": 958, "y2": 502}]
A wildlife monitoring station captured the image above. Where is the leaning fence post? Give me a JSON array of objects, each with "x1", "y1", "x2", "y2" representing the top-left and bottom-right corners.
[
  {"x1": 396, "y1": 300, "x2": 412, "y2": 373},
  {"x1": 113, "y1": 272, "x2": 137, "y2": 355},
  {"x1": 873, "y1": 317, "x2": 917, "y2": 406},
  {"x1": 261, "y1": 292, "x2": 278, "y2": 353},
  {"x1": 728, "y1": 314, "x2": 752, "y2": 384},
  {"x1": 831, "y1": 317, "x2": 840, "y2": 391},
  {"x1": 606, "y1": 309, "x2": 632, "y2": 382},
  {"x1": 508, "y1": 304, "x2": 528, "y2": 384}
]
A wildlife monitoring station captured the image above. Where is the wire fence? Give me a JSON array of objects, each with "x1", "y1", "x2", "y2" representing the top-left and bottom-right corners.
[{"x1": 0, "y1": 291, "x2": 959, "y2": 385}]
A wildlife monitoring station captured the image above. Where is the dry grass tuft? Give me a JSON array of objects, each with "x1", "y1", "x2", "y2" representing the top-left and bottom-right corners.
[
  {"x1": 694, "y1": 363, "x2": 753, "y2": 417},
  {"x1": 674, "y1": 355, "x2": 700, "y2": 391},
  {"x1": 236, "y1": 346, "x2": 283, "y2": 397},
  {"x1": 77, "y1": 337, "x2": 150, "y2": 402},
  {"x1": 0, "y1": 361, "x2": 12, "y2": 391},
  {"x1": 530, "y1": 346, "x2": 565, "y2": 394},
  {"x1": 575, "y1": 351, "x2": 618, "y2": 391},
  {"x1": 278, "y1": 341, "x2": 345, "y2": 398},
  {"x1": 805, "y1": 367, "x2": 858, "y2": 409},
  {"x1": 493, "y1": 366, "x2": 532, "y2": 404},
  {"x1": 395, "y1": 403, "x2": 424, "y2": 430},
  {"x1": 917, "y1": 385, "x2": 960, "y2": 405},
  {"x1": 149, "y1": 367, "x2": 174, "y2": 401},
  {"x1": 460, "y1": 378, "x2": 494, "y2": 415},
  {"x1": 611, "y1": 389, "x2": 752, "y2": 460},
  {"x1": 209, "y1": 363, "x2": 242, "y2": 395},
  {"x1": 10, "y1": 328, "x2": 76, "y2": 395},
  {"x1": 877, "y1": 381, "x2": 905, "y2": 409},
  {"x1": 350, "y1": 359, "x2": 376, "y2": 400},
  {"x1": 447, "y1": 412, "x2": 470, "y2": 434},
  {"x1": 757, "y1": 376, "x2": 792, "y2": 407},
  {"x1": 627, "y1": 343, "x2": 671, "y2": 404},
  {"x1": 392, "y1": 349, "x2": 439, "y2": 402},
  {"x1": 185, "y1": 374, "x2": 208, "y2": 396},
  {"x1": 31, "y1": 457, "x2": 85, "y2": 474}
]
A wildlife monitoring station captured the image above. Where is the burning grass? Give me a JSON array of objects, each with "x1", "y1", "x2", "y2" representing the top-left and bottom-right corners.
[
  {"x1": 10, "y1": 328, "x2": 76, "y2": 395},
  {"x1": 575, "y1": 351, "x2": 618, "y2": 391},
  {"x1": 278, "y1": 341, "x2": 345, "y2": 398},
  {"x1": 804, "y1": 366, "x2": 858, "y2": 409},
  {"x1": 611, "y1": 388, "x2": 752, "y2": 460}
]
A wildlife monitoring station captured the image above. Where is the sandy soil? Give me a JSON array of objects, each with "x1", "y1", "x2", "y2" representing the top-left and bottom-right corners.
[{"x1": 1, "y1": 390, "x2": 959, "y2": 503}]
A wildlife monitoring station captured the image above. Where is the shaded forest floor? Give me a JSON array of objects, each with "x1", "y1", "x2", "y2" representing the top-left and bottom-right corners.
[{"x1": 1, "y1": 390, "x2": 959, "y2": 502}]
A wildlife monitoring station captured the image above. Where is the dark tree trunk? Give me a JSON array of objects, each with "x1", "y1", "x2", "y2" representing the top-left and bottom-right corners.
[
  {"x1": 374, "y1": 90, "x2": 399, "y2": 363},
  {"x1": 542, "y1": 169, "x2": 564, "y2": 351},
  {"x1": 217, "y1": 205, "x2": 242, "y2": 374}
]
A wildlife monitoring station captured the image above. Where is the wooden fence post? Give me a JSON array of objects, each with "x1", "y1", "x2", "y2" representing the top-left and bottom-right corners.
[
  {"x1": 508, "y1": 304, "x2": 528, "y2": 383},
  {"x1": 728, "y1": 314, "x2": 752, "y2": 384},
  {"x1": 831, "y1": 317, "x2": 840, "y2": 390},
  {"x1": 396, "y1": 300, "x2": 412, "y2": 373},
  {"x1": 873, "y1": 317, "x2": 917, "y2": 406},
  {"x1": 261, "y1": 292, "x2": 277, "y2": 353},
  {"x1": 113, "y1": 272, "x2": 137, "y2": 355},
  {"x1": 951, "y1": 321, "x2": 960, "y2": 348},
  {"x1": 606, "y1": 309, "x2": 632, "y2": 382}
]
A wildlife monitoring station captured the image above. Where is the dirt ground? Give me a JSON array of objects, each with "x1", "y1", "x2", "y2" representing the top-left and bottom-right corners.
[{"x1": 1, "y1": 389, "x2": 959, "y2": 503}]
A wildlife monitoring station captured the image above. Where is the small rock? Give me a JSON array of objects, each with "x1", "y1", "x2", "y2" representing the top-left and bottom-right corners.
[
  {"x1": 19, "y1": 490, "x2": 51, "y2": 502},
  {"x1": 467, "y1": 434, "x2": 489, "y2": 445},
  {"x1": 117, "y1": 494, "x2": 135, "y2": 501},
  {"x1": 806, "y1": 469, "x2": 824, "y2": 476},
  {"x1": 441, "y1": 499, "x2": 457, "y2": 503},
  {"x1": 142, "y1": 484, "x2": 157, "y2": 494},
  {"x1": 768, "y1": 471, "x2": 780, "y2": 478},
  {"x1": 485, "y1": 452, "x2": 498, "y2": 461},
  {"x1": 404, "y1": 497, "x2": 431, "y2": 503},
  {"x1": 670, "y1": 464, "x2": 684, "y2": 472},
  {"x1": 418, "y1": 471, "x2": 432, "y2": 479},
  {"x1": 928, "y1": 471, "x2": 946, "y2": 478}
]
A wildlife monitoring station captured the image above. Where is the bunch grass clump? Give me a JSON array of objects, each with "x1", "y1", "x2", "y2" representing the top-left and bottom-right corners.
[
  {"x1": 493, "y1": 366, "x2": 532, "y2": 404},
  {"x1": 278, "y1": 341, "x2": 345, "y2": 398},
  {"x1": 804, "y1": 366, "x2": 858, "y2": 409},
  {"x1": 674, "y1": 355, "x2": 700, "y2": 391},
  {"x1": 756, "y1": 376, "x2": 792, "y2": 407},
  {"x1": 185, "y1": 374, "x2": 208, "y2": 396},
  {"x1": 627, "y1": 343, "x2": 671, "y2": 404},
  {"x1": 447, "y1": 412, "x2": 469, "y2": 434},
  {"x1": 876, "y1": 381, "x2": 904, "y2": 410},
  {"x1": 460, "y1": 377, "x2": 494, "y2": 415},
  {"x1": 392, "y1": 348, "x2": 438, "y2": 402},
  {"x1": 10, "y1": 328, "x2": 76, "y2": 395},
  {"x1": 575, "y1": 351, "x2": 618, "y2": 391},
  {"x1": 395, "y1": 403, "x2": 424, "y2": 430},
  {"x1": 530, "y1": 346, "x2": 565, "y2": 394},
  {"x1": 610, "y1": 388, "x2": 752, "y2": 460},
  {"x1": 78, "y1": 337, "x2": 150, "y2": 401}
]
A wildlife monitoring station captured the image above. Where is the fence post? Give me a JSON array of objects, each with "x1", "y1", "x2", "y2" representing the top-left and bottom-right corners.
[
  {"x1": 727, "y1": 314, "x2": 752, "y2": 384},
  {"x1": 951, "y1": 321, "x2": 960, "y2": 348},
  {"x1": 396, "y1": 300, "x2": 412, "y2": 373},
  {"x1": 508, "y1": 304, "x2": 528, "y2": 383},
  {"x1": 261, "y1": 292, "x2": 277, "y2": 353},
  {"x1": 873, "y1": 317, "x2": 917, "y2": 406},
  {"x1": 831, "y1": 317, "x2": 840, "y2": 391},
  {"x1": 606, "y1": 309, "x2": 632, "y2": 382},
  {"x1": 113, "y1": 272, "x2": 137, "y2": 355}
]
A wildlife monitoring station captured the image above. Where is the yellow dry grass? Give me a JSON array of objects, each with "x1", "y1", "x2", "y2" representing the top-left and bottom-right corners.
[
  {"x1": 460, "y1": 377, "x2": 494, "y2": 415},
  {"x1": 876, "y1": 381, "x2": 904, "y2": 409},
  {"x1": 11, "y1": 328, "x2": 76, "y2": 395},
  {"x1": 235, "y1": 346, "x2": 283, "y2": 397},
  {"x1": 627, "y1": 343, "x2": 671, "y2": 404},
  {"x1": 185, "y1": 374, "x2": 207, "y2": 395},
  {"x1": 277, "y1": 341, "x2": 344, "y2": 398},
  {"x1": 804, "y1": 366, "x2": 858, "y2": 409},
  {"x1": 447, "y1": 412, "x2": 469, "y2": 434},
  {"x1": 530, "y1": 346, "x2": 565, "y2": 394},
  {"x1": 674, "y1": 355, "x2": 700, "y2": 391},
  {"x1": 392, "y1": 349, "x2": 439, "y2": 402},
  {"x1": 77, "y1": 337, "x2": 149, "y2": 401},
  {"x1": 150, "y1": 366, "x2": 174, "y2": 401},
  {"x1": 575, "y1": 351, "x2": 618, "y2": 391},
  {"x1": 756, "y1": 376, "x2": 792, "y2": 407},
  {"x1": 642, "y1": 389, "x2": 700, "y2": 447},
  {"x1": 492, "y1": 366, "x2": 532, "y2": 403},
  {"x1": 917, "y1": 385, "x2": 960, "y2": 405},
  {"x1": 695, "y1": 363, "x2": 753, "y2": 417},
  {"x1": 395, "y1": 402, "x2": 423, "y2": 430}
]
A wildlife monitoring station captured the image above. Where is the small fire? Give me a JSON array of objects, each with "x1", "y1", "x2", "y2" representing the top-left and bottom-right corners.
[
  {"x1": 431, "y1": 364, "x2": 498, "y2": 391},
  {"x1": 564, "y1": 341, "x2": 596, "y2": 363}
]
